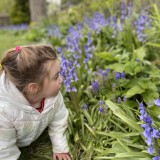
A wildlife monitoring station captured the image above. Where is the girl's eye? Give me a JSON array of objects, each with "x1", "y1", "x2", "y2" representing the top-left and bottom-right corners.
[{"x1": 54, "y1": 73, "x2": 60, "y2": 80}]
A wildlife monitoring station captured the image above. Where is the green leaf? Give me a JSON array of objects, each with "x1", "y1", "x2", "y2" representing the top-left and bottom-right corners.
[
  {"x1": 108, "y1": 63, "x2": 125, "y2": 72},
  {"x1": 125, "y1": 85, "x2": 145, "y2": 98},
  {"x1": 134, "y1": 47, "x2": 146, "y2": 61},
  {"x1": 142, "y1": 90, "x2": 159, "y2": 104},
  {"x1": 84, "y1": 122, "x2": 96, "y2": 137},
  {"x1": 96, "y1": 131, "x2": 140, "y2": 138},
  {"x1": 83, "y1": 109, "x2": 94, "y2": 126},
  {"x1": 114, "y1": 152, "x2": 151, "y2": 158},
  {"x1": 74, "y1": 131, "x2": 80, "y2": 142},
  {"x1": 117, "y1": 138, "x2": 132, "y2": 152},
  {"x1": 96, "y1": 51, "x2": 120, "y2": 61},
  {"x1": 105, "y1": 100, "x2": 143, "y2": 133},
  {"x1": 138, "y1": 80, "x2": 158, "y2": 91}
]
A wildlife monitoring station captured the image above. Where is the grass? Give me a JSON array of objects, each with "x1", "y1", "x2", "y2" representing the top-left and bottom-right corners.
[{"x1": 0, "y1": 30, "x2": 32, "y2": 58}]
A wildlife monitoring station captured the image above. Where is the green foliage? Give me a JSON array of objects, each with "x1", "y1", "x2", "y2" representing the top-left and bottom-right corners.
[
  {"x1": 10, "y1": 0, "x2": 30, "y2": 24},
  {"x1": 0, "y1": 30, "x2": 31, "y2": 58},
  {"x1": 0, "y1": 0, "x2": 14, "y2": 15}
]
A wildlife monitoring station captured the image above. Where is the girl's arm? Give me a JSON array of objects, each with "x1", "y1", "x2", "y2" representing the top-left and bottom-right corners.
[
  {"x1": 0, "y1": 110, "x2": 21, "y2": 160},
  {"x1": 48, "y1": 92, "x2": 69, "y2": 154}
]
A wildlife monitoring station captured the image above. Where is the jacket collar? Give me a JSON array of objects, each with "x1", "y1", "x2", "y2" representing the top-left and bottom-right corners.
[{"x1": 0, "y1": 71, "x2": 57, "y2": 112}]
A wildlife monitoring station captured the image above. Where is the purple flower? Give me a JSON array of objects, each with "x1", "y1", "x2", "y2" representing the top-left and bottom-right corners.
[
  {"x1": 117, "y1": 97, "x2": 122, "y2": 103},
  {"x1": 153, "y1": 156, "x2": 160, "y2": 160},
  {"x1": 0, "y1": 24, "x2": 28, "y2": 31},
  {"x1": 102, "y1": 69, "x2": 110, "y2": 77},
  {"x1": 140, "y1": 102, "x2": 160, "y2": 156},
  {"x1": 48, "y1": 25, "x2": 62, "y2": 38},
  {"x1": 123, "y1": 96, "x2": 127, "y2": 102},
  {"x1": 152, "y1": 129, "x2": 160, "y2": 138},
  {"x1": 121, "y1": 2, "x2": 127, "y2": 21},
  {"x1": 66, "y1": 24, "x2": 83, "y2": 67},
  {"x1": 92, "y1": 80, "x2": 100, "y2": 93},
  {"x1": 58, "y1": 47, "x2": 78, "y2": 92},
  {"x1": 112, "y1": 83, "x2": 116, "y2": 88},
  {"x1": 84, "y1": 104, "x2": 88, "y2": 110},
  {"x1": 121, "y1": 72, "x2": 125, "y2": 78},
  {"x1": 99, "y1": 100, "x2": 105, "y2": 105},
  {"x1": 148, "y1": 146, "x2": 155, "y2": 155},
  {"x1": 99, "y1": 107, "x2": 104, "y2": 113},
  {"x1": 85, "y1": 12, "x2": 107, "y2": 34},
  {"x1": 136, "y1": 59, "x2": 141, "y2": 63},
  {"x1": 134, "y1": 11, "x2": 151, "y2": 42},
  {"x1": 154, "y1": 98, "x2": 160, "y2": 107},
  {"x1": 84, "y1": 32, "x2": 94, "y2": 68},
  {"x1": 115, "y1": 72, "x2": 121, "y2": 80}
]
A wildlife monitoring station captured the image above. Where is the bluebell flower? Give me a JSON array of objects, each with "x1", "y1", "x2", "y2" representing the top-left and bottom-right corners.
[
  {"x1": 117, "y1": 97, "x2": 122, "y2": 103},
  {"x1": 85, "y1": 12, "x2": 107, "y2": 34},
  {"x1": 134, "y1": 11, "x2": 151, "y2": 42},
  {"x1": 47, "y1": 25, "x2": 62, "y2": 38},
  {"x1": 103, "y1": 68, "x2": 110, "y2": 77},
  {"x1": 148, "y1": 146, "x2": 155, "y2": 155},
  {"x1": 99, "y1": 100, "x2": 105, "y2": 105},
  {"x1": 123, "y1": 96, "x2": 127, "y2": 102},
  {"x1": 115, "y1": 72, "x2": 121, "y2": 80},
  {"x1": 94, "y1": 72, "x2": 99, "y2": 77},
  {"x1": 83, "y1": 104, "x2": 88, "y2": 110},
  {"x1": 99, "y1": 107, "x2": 104, "y2": 113},
  {"x1": 121, "y1": 72, "x2": 125, "y2": 78},
  {"x1": 57, "y1": 47, "x2": 78, "y2": 92},
  {"x1": 136, "y1": 59, "x2": 141, "y2": 63},
  {"x1": 112, "y1": 83, "x2": 116, "y2": 88},
  {"x1": 140, "y1": 102, "x2": 160, "y2": 156},
  {"x1": 0, "y1": 24, "x2": 28, "y2": 31},
  {"x1": 66, "y1": 24, "x2": 83, "y2": 67},
  {"x1": 84, "y1": 32, "x2": 94, "y2": 68},
  {"x1": 154, "y1": 98, "x2": 160, "y2": 107},
  {"x1": 153, "y1": 156, "x2": 160, "y2": 160},
  {"x1": 121, "y1": 2, "x2": 127, "y2": 21},
  {"x1": 92, "y1": 80, "x2": 100, "y2": 93},
  {"x1": 126, "y1": 2, "x2": 133, "y2": 19}
]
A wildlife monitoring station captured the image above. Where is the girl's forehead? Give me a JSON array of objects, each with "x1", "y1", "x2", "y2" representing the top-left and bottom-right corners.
[{"x1": 48, "y1": 60, "x2": 60, "y2": 74}]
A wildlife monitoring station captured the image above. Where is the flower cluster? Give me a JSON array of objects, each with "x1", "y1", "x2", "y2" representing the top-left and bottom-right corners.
[
  {"x1": 83, "y1": 104, "x2": 88, "y2": 110},
  {"x1": 121, "y1": 2, "x2": 133, "y2": 21},
  {"x1": 115, "y1": 72, "x2": 125, "y2": 80},
  {"x1": 47, "y1": 25, "x2": 62, "y2": 38},
  {"x1": 57, "y1": 47, "x2": 78, "y2": 92},
  {"x1": 85, "y1": 12, "x2": 107, "y2": 34},
  {"x1": 154, "y1": 98, "x2": 160, "y2": 107},
  {"x1": 0, "y1": 24, "x2": 28, "y2": 30},
  {"x1": 92, "y1": 80, "x2": 100, "y2": 93},
  {"x1": 84, "y1": 32, "x2": 95, "y2": 69},
  {"x1": 66, "y1": 23, "x2": 83, "y2": 67},
  {"x1": 139, "y1": 102, "x2": 160, "y2": 158},
  {"x1": 99, "y1": 100, "x2": 105, "y2": 113},
  {"x1": 134, "y1": 11, "x2": 151, "y2": 42}
]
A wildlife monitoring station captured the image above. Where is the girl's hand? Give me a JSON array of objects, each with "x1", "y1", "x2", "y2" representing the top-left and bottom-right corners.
[{"x1": 53, "y1": 153, "x2": 72, "y2": 160}]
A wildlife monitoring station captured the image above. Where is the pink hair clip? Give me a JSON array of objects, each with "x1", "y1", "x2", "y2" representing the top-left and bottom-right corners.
[{"x1": 15, "y1": 46, "x2": 22, "y2": 53}]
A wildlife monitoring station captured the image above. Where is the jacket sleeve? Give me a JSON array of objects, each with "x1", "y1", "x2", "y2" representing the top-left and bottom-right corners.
[
  {"x1": 48, "y1": 92, "x2": 69, "y2": 153},
  {"x1": 0, "y1": 109, "x2": 21, "y2": 160}
]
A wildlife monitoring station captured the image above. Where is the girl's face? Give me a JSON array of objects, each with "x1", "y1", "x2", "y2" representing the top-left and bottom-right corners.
[{"x1": 41, "y1": 59, "x2": 63, "y2": 98}]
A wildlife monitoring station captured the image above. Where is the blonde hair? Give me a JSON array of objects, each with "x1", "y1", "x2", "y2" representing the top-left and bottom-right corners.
[{"x1": 0, "y1": 44, "x2": 58, "y2": 93}]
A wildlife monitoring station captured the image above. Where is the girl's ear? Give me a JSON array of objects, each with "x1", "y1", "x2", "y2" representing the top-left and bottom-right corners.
[{"x1": 26, "y1": 83, "x2": 39, "y2": 94}]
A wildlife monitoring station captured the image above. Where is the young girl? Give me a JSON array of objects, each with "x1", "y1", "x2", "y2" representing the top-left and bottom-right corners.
[{"x1": 0, "y1": 45, "x2": 71, "y2": 160}]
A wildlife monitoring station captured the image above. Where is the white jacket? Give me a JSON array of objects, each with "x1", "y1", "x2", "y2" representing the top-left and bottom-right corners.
[{"x1": 0, "y1": 71, "x2": 69, "y2": 160}]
